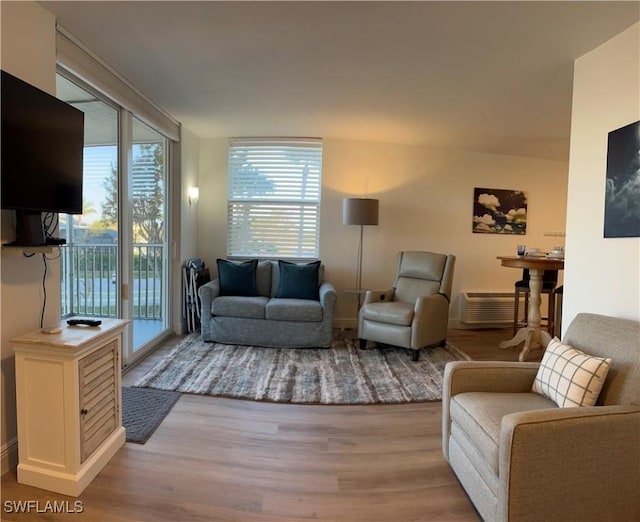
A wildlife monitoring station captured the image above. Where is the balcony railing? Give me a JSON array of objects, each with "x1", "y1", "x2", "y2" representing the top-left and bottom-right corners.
[{"x1": 61, "y1": 243, "x2": 163, "y2": 320}]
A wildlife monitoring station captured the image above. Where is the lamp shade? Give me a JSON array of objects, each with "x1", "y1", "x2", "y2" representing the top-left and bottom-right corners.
[{"x1": 343, "y1": 198, "x2": 379, "y2": 226}]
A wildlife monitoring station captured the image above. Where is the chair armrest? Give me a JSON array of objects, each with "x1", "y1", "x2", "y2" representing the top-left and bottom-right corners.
[
  {"x1": 444, "y1": 361, "x2": 540, "y2": 397},
  {"x1": 362, "y1": 288, "x2": 395, "y2": 305},
  {"x1": 319, "y1": 282, "x2": 337, "y2": 308},
  {"x1": 498, "y1": 406, "x2": 640, "y2": 521},
  {"x1": 411, "y1": 293, "x2": 450, "y2": 347},
  {"x1": 442, "y1": 361, "x2": 540, "y2": 461},
  {"x1": 198, "y1": 279, "x2": 220, "y2": 313},
  {"x1": 414, "y1": 293, "x2": 449, "y2": 314}
]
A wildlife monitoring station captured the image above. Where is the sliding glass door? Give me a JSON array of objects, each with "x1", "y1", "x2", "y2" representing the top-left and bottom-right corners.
[
  {"x1": 57, "y1": 74, "x2": 120, "y2": 321},
  {"x1": 130, "y1": 118, "x2": 169, "y2": 351},
  {"x1": 57, "y1": 72, "x2": 171, "y2": 364}
]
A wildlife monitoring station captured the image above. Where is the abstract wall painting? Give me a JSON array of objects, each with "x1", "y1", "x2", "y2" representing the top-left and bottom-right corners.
[
  {"x1": 472, "y1": 188, "x2": 527, "y2": 235},
  {"x1": 604, "y1": 120, "x2": 640, "y2": 238}
]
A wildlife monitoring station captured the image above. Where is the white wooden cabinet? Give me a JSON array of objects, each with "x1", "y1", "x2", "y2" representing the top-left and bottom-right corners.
[{"x1": 12, "y1": 318, "x2": 128, "y2": 496}]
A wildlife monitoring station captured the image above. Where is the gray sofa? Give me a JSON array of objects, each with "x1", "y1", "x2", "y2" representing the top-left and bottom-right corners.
[
  {"x1": 442, "y1": 313, "x2": 640, "y2": 522},
  {"x1": 198, "y1": 260, "x2": 337, "y2": 348}
]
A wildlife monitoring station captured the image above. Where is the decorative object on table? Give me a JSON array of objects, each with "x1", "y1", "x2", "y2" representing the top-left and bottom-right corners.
[
  {"x1": 358, "y1": 251, "x2": 456, "y2": 361},
  {"x1": 343, "y1": 197, "x2": 379, "y2": 305},
  {"x1": 132, "y1": 334, "x2": 470, "y2": 404},
  {"x1": 547, "y1": 246, "x2": 564, "y2": 259},
  {"x1": 526, "y1": 247, "x2": 543, "y2": 257},
  {"x1": 604, "y1": 120, "x2": 640, "y2": 238},
  {"x1": 122, "y1": 387, "x2": 181, "y2": 444},
  {"x1": 516, "y1": 244, "x2": 526, "y2": 256},
  {"x1": 472, "y1": 187, "x2": 527, "y2": 235}
]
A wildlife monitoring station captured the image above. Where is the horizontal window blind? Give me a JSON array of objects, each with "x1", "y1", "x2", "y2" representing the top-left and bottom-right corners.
[{"x1": 228, "y1": 139, "x2": 322, "y2": 258}]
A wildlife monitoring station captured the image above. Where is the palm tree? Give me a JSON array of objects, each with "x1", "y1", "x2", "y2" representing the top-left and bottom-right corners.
[{"x1": 75, "y1": 199, "x2": 97, "y2": 226}]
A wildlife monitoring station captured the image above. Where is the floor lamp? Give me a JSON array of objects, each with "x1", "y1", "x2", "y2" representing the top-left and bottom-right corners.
[{"x1": 343, "y1": 198, "x2": 379, "y2": 305}]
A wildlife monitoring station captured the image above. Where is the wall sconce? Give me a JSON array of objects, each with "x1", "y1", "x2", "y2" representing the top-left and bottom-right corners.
[{"x1": 188, "y1": 187, "x2": 200, "y2": 206}]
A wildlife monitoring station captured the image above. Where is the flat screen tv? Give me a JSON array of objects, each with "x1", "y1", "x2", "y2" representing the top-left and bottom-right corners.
[{"x1": 1, "y1": 70, "x2": 84, "y2": 245}]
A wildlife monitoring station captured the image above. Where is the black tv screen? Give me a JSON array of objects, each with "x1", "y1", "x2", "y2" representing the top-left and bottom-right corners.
[{"x1": 1, "y1": 70, "x2": 84, "y2": 214}]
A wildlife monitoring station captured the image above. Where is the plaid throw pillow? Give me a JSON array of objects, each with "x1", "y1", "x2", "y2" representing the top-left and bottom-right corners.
[{"x1": 532, "y1": 338, "x2": 612, "y2": 407}]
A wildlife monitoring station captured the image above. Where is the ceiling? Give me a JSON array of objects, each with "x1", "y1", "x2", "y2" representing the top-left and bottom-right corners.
[{"x1": 41, "y1": 1, "x2": 639, "y2": 161}]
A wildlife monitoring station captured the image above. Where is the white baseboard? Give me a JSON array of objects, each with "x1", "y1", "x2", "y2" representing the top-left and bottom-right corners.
[
  {"x1": 1, "y1": 437, "x2": 18, "y2": 476},
  {"x1": 449, "y1": 318, "x2": 511, "y2": 330},
  {"x1": 173, "y1": 320, "x2": 185, "y2": 336},
  {"x1": 334, "y1": 317, "x2": 357, "y2": 330}
]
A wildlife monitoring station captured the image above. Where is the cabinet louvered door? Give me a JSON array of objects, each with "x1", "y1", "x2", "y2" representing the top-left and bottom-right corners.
[{"x1": 78, "y1": 340, "x2": 119, "y2": 463}]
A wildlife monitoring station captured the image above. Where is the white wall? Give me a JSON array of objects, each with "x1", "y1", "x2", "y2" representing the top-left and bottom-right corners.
[
  {"x1": 197, "y1": 138, "x2": 569, "y2": 327},
  {"x1": 564, "y1": 23, "x2": 640, "y2": 325},
  {"x1": 198, "y1": 138, "x2": 231, "y2": 276},
  {"x1": 172, "y1": 126, "x2": 200, "y2": 334},
  {"x1": 0, "y1": 0, "x2": 58, "y2": 474}
]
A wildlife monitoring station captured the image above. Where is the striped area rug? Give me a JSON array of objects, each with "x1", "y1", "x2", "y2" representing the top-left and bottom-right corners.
[{"x1": 132, "y1": 334, "x2": 470, "y2": 404}]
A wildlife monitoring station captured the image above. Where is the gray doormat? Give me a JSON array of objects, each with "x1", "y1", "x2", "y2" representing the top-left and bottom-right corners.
[
  {"x1": 122, "y1": 386, "x2": 181, "y2": 443},
  {"x1": 132, "y1": 335, "x2": 470, "y2": 404}
]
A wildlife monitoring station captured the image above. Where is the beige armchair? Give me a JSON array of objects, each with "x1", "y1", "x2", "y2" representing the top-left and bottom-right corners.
[
  {"x1": 442, "y1": 313, "x2": 640, "y2": 522},
  {"x1": 358, "y1": 251, "x2": 456, "y2": 361}
]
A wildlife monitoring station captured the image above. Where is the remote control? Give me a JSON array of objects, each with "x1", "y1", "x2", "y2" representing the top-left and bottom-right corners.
[{"x1": 67, "y1": 319, "x2": 102, "y2": 327}]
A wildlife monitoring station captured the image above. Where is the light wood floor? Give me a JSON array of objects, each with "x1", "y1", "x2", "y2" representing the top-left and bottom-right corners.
[{"x1": 1, "y1": 328, "x2": 542, "y2": 522}]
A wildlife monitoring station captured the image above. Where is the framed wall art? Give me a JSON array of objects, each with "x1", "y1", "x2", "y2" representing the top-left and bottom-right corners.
[
  {"x1": 472, "y1": 187, "x2": 527, "y2": 235},
  {"x1": 604, "y1": 120, "x2": 640, "y2": 238}
]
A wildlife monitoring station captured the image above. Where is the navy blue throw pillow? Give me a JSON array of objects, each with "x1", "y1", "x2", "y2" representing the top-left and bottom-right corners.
[
  {"x1": 216, "y1": 259, "x2": 258, "y2": 296},
  {"x1": 277, "y1": 260, "x2": 321, "y2": 300}
]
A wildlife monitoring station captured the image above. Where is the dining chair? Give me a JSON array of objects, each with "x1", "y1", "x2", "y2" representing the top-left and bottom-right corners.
[{"x1": 553, "y1": 285, "x2": 564, "y2": 337}]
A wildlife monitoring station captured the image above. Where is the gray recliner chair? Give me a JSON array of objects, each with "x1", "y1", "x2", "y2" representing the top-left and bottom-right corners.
[{"x1": 358, "y1": 251, "x2": 456, "y2": 361}]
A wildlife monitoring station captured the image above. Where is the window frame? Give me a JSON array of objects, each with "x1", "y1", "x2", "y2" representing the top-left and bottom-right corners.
[{"x1": 227, "y1": 138, "x2": 323, "y2": 260}]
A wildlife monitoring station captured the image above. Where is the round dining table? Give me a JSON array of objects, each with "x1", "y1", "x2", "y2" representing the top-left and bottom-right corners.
[{"x1": 496, "y1": 255, "x2": 565, "y2": 361}]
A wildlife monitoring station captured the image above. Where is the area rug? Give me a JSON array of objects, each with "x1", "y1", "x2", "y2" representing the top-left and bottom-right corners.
[
  {"x1": 122, "y1": 386, "x2": 181, "y2": 443},
  {"x1": 132, "y1": 335, "x2": 470, "y2": 404}
]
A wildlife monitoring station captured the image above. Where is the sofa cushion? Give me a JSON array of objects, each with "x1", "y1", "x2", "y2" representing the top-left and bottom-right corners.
[
  {"x1": 266, "y1": 298, "x2": 323, "y2": 322},
  {"x1": 276, "y1": 260, "x2": 321, "y2": 300},
  {"x1": 450, "y1": 392, "x2": 557, "y2": 475},
  {"x1": 361, "y1": 301, "x2": 414, "y2": 326},
  {"x1": 532, "y1": 337, "x2": 612, "y2": 407},
  {"x1": 271, "y1": 262, "x2": 325, "y2": 297},
  {"x1": 212, "y1": 296, "x2": 268, "y2": 319},
  {"x1": 256, "y1": 261, "x2": 272, "y2": 297},
  {"x1": 217, "y1": 259, "x2": 258, "y2": 296}
]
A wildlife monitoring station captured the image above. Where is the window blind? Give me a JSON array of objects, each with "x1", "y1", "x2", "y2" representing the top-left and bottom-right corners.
[{"x1": 227, "y1": 139, "x2": 322, "y2": 259}]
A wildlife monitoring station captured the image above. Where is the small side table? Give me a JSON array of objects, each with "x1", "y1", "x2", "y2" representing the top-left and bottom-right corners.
[
  {"x1": 344, "y1": 287, "x2": 369, "y2": 310},
  {"x1": 12, "y1": 318, "x2": 128, "y2": 496}
]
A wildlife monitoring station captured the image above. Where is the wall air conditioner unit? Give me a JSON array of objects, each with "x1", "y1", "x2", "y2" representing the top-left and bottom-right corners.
[{"x1": 459, "y1": 292, "x2": 525, "y2": 326}]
